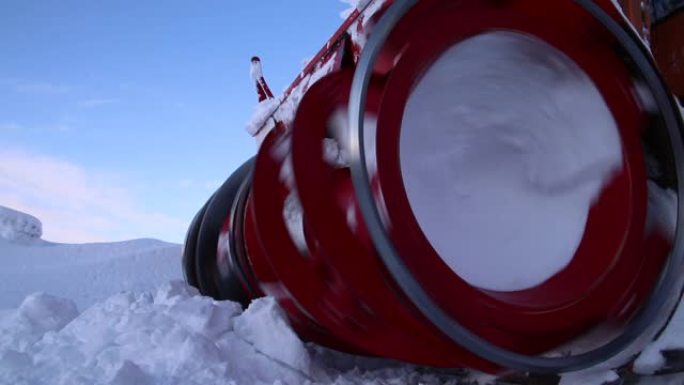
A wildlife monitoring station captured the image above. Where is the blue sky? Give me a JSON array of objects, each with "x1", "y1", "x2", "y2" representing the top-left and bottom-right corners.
[{"x1": 0, "y1": 1, "x2": 350, "y2": 243}]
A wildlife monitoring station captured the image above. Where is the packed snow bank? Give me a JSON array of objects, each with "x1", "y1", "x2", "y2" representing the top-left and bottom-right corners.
[
  {"x1": 0, "y1": 281, "x2": 458, "y2": 385},
  {"x1": 0, "y1": 236, "x2": 182, "y2": 310},
  {"x1": 0, "y1": 205, "x2": 42, "y2": 243}
]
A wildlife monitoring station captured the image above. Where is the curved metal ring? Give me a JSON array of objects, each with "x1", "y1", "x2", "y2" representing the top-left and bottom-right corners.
[{"x1": 348, "y1": 0, "x2": 684, "y2": 373}]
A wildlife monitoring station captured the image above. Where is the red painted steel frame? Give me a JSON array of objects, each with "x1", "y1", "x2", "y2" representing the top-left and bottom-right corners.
[{"x1": 217, "y1": 0, "x2": 673, "y2": 373}]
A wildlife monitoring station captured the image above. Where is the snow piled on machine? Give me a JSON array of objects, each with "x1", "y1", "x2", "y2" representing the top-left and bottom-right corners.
[
  {"x1": 339, "y1": 0, "x2": 372, "y2": 19},
  {"x1": 0, "y1": 283, "x2": 313, "y2": 385}
]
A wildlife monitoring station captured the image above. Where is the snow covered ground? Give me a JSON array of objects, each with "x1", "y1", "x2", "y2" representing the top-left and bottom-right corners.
[
  {"x1": 0, "y1": 206, "x2": 460, "y2": 384},
  {"x1": 0, "y1": 236, "x2": 182, "y2": 311},
  {"x1": 1, "y1": 205, "x2": 683, "y2": 385}
]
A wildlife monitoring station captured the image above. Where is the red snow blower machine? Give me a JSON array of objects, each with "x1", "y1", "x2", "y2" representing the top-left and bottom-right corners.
[{"x1": 183, "y1": 0, "x2": 684, "y2": 378}]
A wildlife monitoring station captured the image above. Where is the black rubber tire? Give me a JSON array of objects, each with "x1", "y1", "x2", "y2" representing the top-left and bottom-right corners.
[
  {"x1": 218, "y1": 171, "x2": 258, "y2": 308},
  {"x1": 195, "y1": 158, "x2": 255, "y2": 300},
  {"x1": 182, "y1": 200, "x2": 210, "y2": 290}
]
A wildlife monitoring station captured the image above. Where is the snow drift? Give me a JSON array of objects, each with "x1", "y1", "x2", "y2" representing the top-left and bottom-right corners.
[
  {"x1": 0, "y1": 237, "x2": 182, "y2": 311},
  {"x1": 0, "y1": 206, "x2": 451, "y2": 385},
  {"x1": 0, "y1": 206, "x2": 42, "y2": 243},
  {"x1": 0, "y1": 281, "x2": 454, "y2": 385}
]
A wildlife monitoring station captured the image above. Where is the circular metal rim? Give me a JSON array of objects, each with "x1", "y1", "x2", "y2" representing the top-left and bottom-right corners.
[
  {"x1": 348, "y1": 0, "x2": 684, "y2": 373},
  {"x1": 370, "y1": 11, "x2": 649, "y2": 325}
]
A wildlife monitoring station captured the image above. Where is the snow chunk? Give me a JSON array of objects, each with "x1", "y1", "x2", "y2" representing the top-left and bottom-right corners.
[
  {"x1": 246, "y1": 97, "x2": 280, "y2": 140},
  {"x1": 0, "y1": 205, "x2": 42, "y2": 243},
  {"x1": 0, "y1": 293, "x2": 78, "y2": 352},
  {"x1": 234, "y1": 297, "x2": 312, "y2": 375},
  {"x1": 0, "y1": 282, "x2": 312, "y2": 385},
  {"x1": 559, "y1": 369, "x2": 619, "y2": 385}
]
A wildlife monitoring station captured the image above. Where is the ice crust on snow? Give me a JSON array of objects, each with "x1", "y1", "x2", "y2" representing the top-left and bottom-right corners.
[{"x1": 0, "y1": 205, "x2": 42, "y2": 243}]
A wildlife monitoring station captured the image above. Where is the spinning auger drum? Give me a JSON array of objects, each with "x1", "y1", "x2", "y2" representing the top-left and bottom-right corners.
[{"x1": 183, "y1": 0, "x2": 684, "y2": 376}]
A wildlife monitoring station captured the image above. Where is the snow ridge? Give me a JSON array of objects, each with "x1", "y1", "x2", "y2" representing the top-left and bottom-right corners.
[{"x1": 0, "y1": 205, "x2": 42, "y2": 243}]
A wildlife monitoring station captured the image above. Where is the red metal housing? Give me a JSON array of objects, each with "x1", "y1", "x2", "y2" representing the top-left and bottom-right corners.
[{"x1": 185, "y1": 0, "x2": 684, "y2": 375}]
